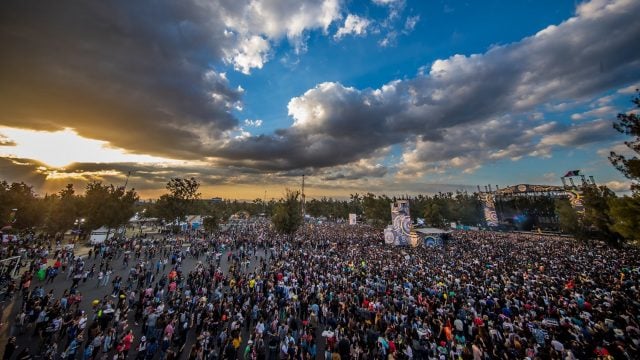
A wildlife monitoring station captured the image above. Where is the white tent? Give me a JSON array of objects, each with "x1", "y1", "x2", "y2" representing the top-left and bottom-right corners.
[{"x1": 89, "y1": 226, "x2": 115, "y2": 244}]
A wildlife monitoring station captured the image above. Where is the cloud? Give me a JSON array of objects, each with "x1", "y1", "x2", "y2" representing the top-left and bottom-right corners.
[
  {"x1": 537, "y1": 119, "x2": 616, "y2": 148},
  {"x1": 397, "y1": 118, "x2": 563, "y2": 177},
  {"x1": 570, "y1": 105, "x2": 616, "y2": 120},
  {"x1": 369, "y1": 0, "x2": 416, "y2": 47},
  {"x1": 404, "y1": 15, "x2": 420, "y2": 32},
  {"x1": 218, "y1": 0, "x2": 640, "y2": 174},
  {"x1": 0, "y1": 0, "x2": 246, "y2": 161},
  {"x1": 378, "y1": 31, "x2": 398, "y2": 47},
  {"x1": 372, "y1": 0, "x2": 403, "y2": 4},
  {"x1": 597, "y1": 142, "x2": 635, "y2": 158},
  {"x1": 617, "y1": 83, "x2": 640, "y2": 94},
  {"x1": 243, "y1": 119, "x2": 263, "y2": 127},
  {"x1": 320, "y1": 152, "x2": 390, "y2": 181},
  {"x1": 0, "y1": 134, "x2": 16, "y2": 146},
  {"x1": 224, "y1": 35, "x2": 271, "y2": 74},
  {"x1": 220, "y1": 0, "x2": 342, "y2": 57},
  {"x1": 604, "y1": 180, "x2": 632, "y2": 192},
  {"x1": 334, "y1": 14, "x2": 371, "y2": 40},
  {"x1": 0, "y1": 0, "x2": 350, "y2": 162}
]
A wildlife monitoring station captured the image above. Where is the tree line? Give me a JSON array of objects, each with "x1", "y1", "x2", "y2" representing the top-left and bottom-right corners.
[{"x1": 0, "y1": 181, "x2": 138, "y2": 240}]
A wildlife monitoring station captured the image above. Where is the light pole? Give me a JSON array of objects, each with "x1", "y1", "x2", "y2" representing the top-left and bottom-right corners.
[
  {"x1": 73, "y1": 218, "x2": 85, "y2": 243},
  {"x1": 139, "y1": 209, "x2": 146, "y2": 236}
]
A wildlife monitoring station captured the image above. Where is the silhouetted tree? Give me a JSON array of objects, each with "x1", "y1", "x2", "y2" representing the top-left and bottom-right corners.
[{"x1": 272, "y1": 189, "x2": 303, "y2": 234}]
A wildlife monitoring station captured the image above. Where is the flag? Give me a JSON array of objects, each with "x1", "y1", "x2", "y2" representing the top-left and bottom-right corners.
[{"x1": 563, "y1": 170, "x2": 580, "y2": 177}]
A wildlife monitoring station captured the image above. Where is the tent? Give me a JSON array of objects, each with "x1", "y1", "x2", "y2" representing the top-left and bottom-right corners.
[{"x1": 89, "y1": 226, "x2": 116, "y2": 244}]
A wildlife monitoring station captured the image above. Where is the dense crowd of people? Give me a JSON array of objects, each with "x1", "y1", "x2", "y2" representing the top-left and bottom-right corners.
[{"x1": 1, "y1": 223, "x2": 639, "y2": 359}]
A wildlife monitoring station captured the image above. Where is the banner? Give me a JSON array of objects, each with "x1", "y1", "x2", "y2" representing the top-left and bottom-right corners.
[
  {"x1": 348, "y1": 213, "x2": 357, "y2": 225},
  {"x1": 482, "y1": 193, "x2": 499, "y2": 227},
  {"x1": 387, "y1": 200, "x2": 411, "y2": 245},
  {"x1": 566, "y1": 190, "x2": 585, "y2": 213}
]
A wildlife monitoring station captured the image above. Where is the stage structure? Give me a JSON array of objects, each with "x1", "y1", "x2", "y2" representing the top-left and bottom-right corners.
[
  {"x1": 561, "y1": 170, "x2": 593, "y2": 213},
  {"x1": 481, "y1": 193, "x2": 499, "y2": 227},
  {"x1": 384, "y1": 200, "x2": 412, "y2": 246},
  {"x1": 478, "y1": 171, "x2": 595, "y2": 230},
  {"x1": 414, "y1": 228, "x2": 450, "y2": 247}
]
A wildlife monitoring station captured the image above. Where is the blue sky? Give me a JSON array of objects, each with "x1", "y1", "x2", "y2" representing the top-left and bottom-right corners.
[
  {"x1": 231, "y1": 1, "x2": 579, "y2": 135},
  {"x1": 0, "y1": 0, "x2": 638, "y2": 198}
]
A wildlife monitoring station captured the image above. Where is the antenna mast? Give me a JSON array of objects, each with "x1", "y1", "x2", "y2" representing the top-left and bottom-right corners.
[{"x1": 123, "y1": 171, "x2": 132, "y2": 190}]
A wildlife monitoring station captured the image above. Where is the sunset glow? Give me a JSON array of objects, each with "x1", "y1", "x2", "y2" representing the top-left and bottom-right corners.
[{"x1": 0, "y1": 127, "x2": 176, "y2": 168}]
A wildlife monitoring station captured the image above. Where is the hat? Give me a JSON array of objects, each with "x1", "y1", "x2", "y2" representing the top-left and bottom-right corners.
[
  {"x1": 248, "y1": 340, "x2": 254, "y2": 345},
  {"x1": 141, "y1": 336, "x2": 147, "y2": 342}
]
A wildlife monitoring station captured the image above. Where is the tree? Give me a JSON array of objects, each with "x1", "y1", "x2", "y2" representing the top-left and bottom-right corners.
[
  {"x1": 0, "y1": 181, "x2": 44, "y2": 231},
  {"x1": 362, "y1": 193, "x2": 391, "y2": 228},
  {"x1": 202, "y1": 215, "x2": 219, "y2": 233},
  {"x1": 610, "y1": 89, "x2": 640, "y2": 194},
  {"x1": 555, "y1": 199, "x2": 581, "y2": 237},
  {"x1": 608, "y1": 196, "x2": 640, "y2": 243},
  {"x1": 44, "y1": 184, "x2": 80, "y2": 236},
  {"x1": 556, "y1": 186, "x2": 620, "y2": 244},
  {"x1": 581, "y1": 185, "x2": 617, "y2": 242},
  {"x1": 161, "y1": 177, "x2": 201, "y2": 225},
  {"x1": 423, "y1": 200, "x2": 446, "y2": 228},
  {"x1": 272, "y1": 189, "x2": 303, "y2": 235},
  {"x1": 83, "y1": 181, "x2": 138, "y2": 238},
  {"x1": 349, "y1": 193, "x2": 363, "y2": 216}
]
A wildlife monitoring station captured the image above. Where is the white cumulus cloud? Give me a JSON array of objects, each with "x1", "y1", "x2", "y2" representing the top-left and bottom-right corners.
[{"x1": 334, "y1": 14, "x2": 371, "y2": 40}]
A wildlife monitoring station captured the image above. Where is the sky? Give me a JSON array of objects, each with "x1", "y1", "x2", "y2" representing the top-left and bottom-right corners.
[{"x1": 0, "y1": 0, "x2": 639, "y2": 200}]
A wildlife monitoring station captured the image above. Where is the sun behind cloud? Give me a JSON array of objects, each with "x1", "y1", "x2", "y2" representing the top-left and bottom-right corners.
[{"x1": 0, "y1": 127, "x2": 176, "y2": 168}]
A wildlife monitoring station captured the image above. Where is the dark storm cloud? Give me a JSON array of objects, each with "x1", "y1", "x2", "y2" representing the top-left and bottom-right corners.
[
  {"x1": 0, "y1": 157, "x2": 48, "y2": 189},
  {"x1": 0, "y1": 0, "x2": 241, "y2": 160}
]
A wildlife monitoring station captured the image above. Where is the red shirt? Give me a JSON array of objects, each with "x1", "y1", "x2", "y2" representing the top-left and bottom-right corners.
[{"x1": 123, "y1": 333, "x2": 134, "y2": 350}]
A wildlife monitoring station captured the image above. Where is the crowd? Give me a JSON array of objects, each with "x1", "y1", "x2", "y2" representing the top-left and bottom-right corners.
[{"x1": 1, "y1": 224, "x2": 639, "y2": 360}]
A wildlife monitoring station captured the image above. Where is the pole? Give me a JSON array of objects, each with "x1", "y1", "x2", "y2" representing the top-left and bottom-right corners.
[
  {"x1": 301, "y1": 174, "x2": 306, "y2": 218},
  {"x1": 580, "y1": 175, "x2": 587, "y2": 186},
  {"x1": 123, "y1": 171, "x2": 131, "y2": 190}
]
